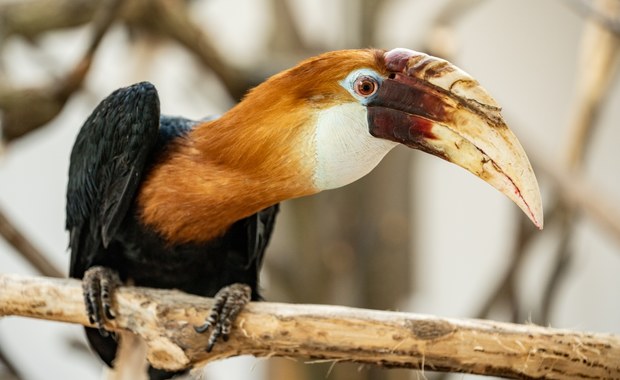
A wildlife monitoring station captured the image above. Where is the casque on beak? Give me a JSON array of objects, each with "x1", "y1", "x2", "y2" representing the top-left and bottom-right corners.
[{"x1": 368, "y1": 48, "x2": 543, "y2": 228}]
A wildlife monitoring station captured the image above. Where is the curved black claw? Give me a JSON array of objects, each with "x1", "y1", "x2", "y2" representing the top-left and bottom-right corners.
[
  {"x1": 194, "y1": 283, "x2": 251, "y2": 352},
  {"x1": 82, "y1": 266, "x2": 121, "y2": 337}
]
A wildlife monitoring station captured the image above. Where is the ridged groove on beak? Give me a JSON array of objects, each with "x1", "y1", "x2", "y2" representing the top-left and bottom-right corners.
[
  {"x1": 384, "y1": 48, "x2": 502, "y2": 115},
  {"x1": 378, "y1": 48, "x2": 543, "y2": 228}
]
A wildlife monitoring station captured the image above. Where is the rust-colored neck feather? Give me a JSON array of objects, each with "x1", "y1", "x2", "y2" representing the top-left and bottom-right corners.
[{"x1": 137, "y1": 88, "x2": 317, "y2": 244}]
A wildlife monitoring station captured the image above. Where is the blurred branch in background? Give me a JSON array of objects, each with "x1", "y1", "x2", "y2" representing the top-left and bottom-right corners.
[
  {"x1": 268, "y1": 0, "x2": 307, "y2": 54},
  {"x1": 424, "y1": 0, "x2": 487, "y2": 58},
  {"x1": 568, "y1": 0, "x2": 620, "y2": 36},
  {"x1": 0, "y1": 0, "x2": 123, "y2": 142},
  {"x1": 0, "y1": 0, "x2": 260, "y2": 146},
  {"x1": 532, "y1": 154, "x2": 620, "y2": 246},
  {"x1": 0, "y1": 0, "x2": 96, "y2": 40},
  {"x1": 0, "y1": 206, "x2": 62, "y2": 277},
  {"x1": 121, "y1": 0, "x2": 252, "y2": 102},
  {"x1": 564, "y1": 0, "x2": 620, "y2": 170},
  {"x1": 0, "y1": 342, "x2": 21, "y2": 380}
]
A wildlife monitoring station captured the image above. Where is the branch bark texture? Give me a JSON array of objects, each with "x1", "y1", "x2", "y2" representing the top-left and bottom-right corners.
[{"x1": 0, "y1": 273, "x2": 618, "y2": 379}]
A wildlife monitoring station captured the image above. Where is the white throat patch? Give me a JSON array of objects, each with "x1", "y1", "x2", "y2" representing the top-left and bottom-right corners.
[{"x1": 312, "y1": 102, "x2": 397, "y2": 190}]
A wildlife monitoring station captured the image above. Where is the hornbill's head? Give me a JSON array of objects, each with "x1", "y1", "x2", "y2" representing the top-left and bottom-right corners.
[{"x1": 241, "y1": 48, "x2": 543, "y2": 228}]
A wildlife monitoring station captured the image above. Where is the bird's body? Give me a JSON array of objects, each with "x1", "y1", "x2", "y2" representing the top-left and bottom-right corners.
[
  {"x1": 67, "y1": 86, "x2": 278, "y2": 377},
  {"x1": 69, "y1": 113, "x2": 277, "y2": 297},
  {"x1": 68, "y1": 107, "x2": 275, "y2": 296},
  {"x1": 66, "y1": 48, "x2": 543, "y2": 379}
]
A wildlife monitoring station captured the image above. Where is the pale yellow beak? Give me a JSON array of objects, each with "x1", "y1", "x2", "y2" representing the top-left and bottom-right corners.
[{"x1": 368, "y1": 48, "x2": 543, "y2": 228}]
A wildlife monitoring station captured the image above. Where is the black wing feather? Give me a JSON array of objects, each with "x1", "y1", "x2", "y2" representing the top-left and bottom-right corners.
[{"x1": 66, "y1": 82, "x2": 160, "y2": 278}]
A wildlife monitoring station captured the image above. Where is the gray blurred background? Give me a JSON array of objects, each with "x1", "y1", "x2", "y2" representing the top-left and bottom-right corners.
[{"x1": 0, "y1": 0, "x2": 619, "y2": 379}]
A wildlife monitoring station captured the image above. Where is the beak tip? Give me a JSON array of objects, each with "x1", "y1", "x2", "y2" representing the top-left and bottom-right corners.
[
  {"x1": 532, "y1": 207, "x2": 544, "y2": 230},
  {"x1": 532, "y1": 213, "x2": 544, "y2": 230},
  {"x1": 522, "y1": 191, "x2": 544, "y2": 230}
]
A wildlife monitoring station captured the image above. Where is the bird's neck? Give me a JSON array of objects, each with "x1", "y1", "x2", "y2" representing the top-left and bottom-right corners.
[{"x1": 137, "y1": 104, "x2": 317, "y2": 244}]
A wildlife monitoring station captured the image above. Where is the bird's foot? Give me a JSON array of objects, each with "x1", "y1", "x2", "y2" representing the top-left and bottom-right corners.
[
  {"x1": 194, "y1": 283, "x2": 251, "y2": 352},
  {"x1": 82, "y1": 266, "x2": 121, "y2": 337}
]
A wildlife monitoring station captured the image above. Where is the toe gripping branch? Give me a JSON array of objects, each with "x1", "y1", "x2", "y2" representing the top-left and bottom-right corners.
[
  {"x1": 194, "y1": 283, "x2": 252, "y2": 352},
  {"x1": 82, "y1": 270, "x2": 251, "y2": 352},
  {"x1": 82, "y1": 266, "x2": 121, "y2": 337}
]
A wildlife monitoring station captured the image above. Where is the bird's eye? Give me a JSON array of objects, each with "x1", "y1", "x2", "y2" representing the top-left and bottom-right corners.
[{"x1": 353, "y1": 76, "x2": 378, "y2": 97}]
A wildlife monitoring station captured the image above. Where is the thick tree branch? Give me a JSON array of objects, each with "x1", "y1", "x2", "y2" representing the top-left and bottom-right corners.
[{"x1": 0, "y1": 273, "x2": 618, "y2": 379}]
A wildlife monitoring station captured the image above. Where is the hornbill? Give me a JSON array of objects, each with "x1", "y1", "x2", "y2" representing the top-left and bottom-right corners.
[{"x1": 66, "y1": 48, "x2": 543, "y2": 379}]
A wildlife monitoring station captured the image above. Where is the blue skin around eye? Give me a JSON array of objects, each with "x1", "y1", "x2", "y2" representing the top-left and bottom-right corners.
[{"x1": 340, "y1": 68, "x2": 383, "y2": 105}]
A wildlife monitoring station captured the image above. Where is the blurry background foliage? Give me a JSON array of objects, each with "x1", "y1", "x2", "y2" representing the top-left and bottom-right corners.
[{"x1": 0, "y1": 0, "x2": 619, "y2": 379}]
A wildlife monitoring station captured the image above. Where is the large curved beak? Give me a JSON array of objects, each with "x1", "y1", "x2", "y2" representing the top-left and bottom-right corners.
[{"x1": 368, "y1": 48, "x2": 543, "y2": 228}]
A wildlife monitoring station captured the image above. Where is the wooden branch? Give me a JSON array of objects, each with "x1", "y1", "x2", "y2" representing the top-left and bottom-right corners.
[{"x1": 0, "y1": 274, "x2": 618, "y2": 379}]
